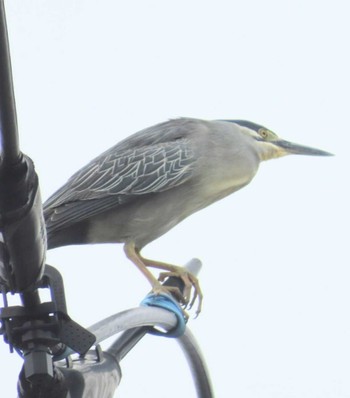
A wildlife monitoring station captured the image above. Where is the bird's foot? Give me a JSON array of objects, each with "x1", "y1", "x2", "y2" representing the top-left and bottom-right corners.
[
  {"x1": 158, "y1": 268, "x2": 203, "y2": 317},
  {"x1": 123, "y1": 243, "x2": 203, "y2": 317},
  {"x1": 151, "y1": 283, "x2": 190, "y2": 319}
]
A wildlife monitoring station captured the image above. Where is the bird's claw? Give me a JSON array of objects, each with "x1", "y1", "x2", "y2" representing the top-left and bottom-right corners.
[
  {"x1": 157, "y1": 270, "x2": 203, "y2": 317},
  {"x1": 151, "y1": 284, "x2": 190, "y2": 319}
]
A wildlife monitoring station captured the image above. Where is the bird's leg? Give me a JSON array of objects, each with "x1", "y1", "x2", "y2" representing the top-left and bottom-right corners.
[
  {"x1": 123, "y1": 242, "x2": 187, "y2": 306},
  {"x1": 137, "y1": 254, "x2": 203, "y2": 316}
]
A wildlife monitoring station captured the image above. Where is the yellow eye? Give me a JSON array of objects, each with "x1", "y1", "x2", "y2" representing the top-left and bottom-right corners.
[
  {"x1": 259, "y1": 128, "x2": 269, "y2": 139},
  {"x1": 258, "y1": 128, "x2": 278, "y2": 141}
]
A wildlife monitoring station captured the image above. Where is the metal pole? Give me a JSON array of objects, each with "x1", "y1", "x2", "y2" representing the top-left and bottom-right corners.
[
  {"x1": 0, "y1": 0, "x2": 46, "y2": 293},
  {"x1": 0, "y1": 0, "x2": 21, "y2": 167}
]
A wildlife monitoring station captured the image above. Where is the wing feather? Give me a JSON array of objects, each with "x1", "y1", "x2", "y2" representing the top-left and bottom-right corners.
[{"x1": 44, "y1": 137, "x2": 195, "y2": 231}]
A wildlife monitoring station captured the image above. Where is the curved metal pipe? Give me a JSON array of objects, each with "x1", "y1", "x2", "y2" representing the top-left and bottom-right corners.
[{"x1": 88, "y1": 306, "x2": 214, "y2": 398}]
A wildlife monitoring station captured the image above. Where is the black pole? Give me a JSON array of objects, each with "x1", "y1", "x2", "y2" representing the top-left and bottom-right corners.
[
  {"x1": 0, "y1": 0, "x2": 46, "y2": 292},
  {"x1": 0, "y1": 0, "x2": 20, "y2": 167}
]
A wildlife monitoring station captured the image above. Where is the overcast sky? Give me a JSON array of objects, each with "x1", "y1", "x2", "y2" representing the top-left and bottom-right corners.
[{"x1": 1, "y1": 1, "x2": 349, "y2": 397}]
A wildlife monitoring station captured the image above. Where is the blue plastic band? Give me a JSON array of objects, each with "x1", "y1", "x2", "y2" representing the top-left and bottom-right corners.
[{"x1": 140, "y1": 293, "x2": 187, "y2": 338}]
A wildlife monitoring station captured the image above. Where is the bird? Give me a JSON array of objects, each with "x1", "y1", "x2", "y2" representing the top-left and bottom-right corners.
[{"x1": 44, "y1": 118, "x2": 332, "y2": 315}]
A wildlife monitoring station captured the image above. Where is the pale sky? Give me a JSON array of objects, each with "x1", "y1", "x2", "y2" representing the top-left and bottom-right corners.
[{"x1": 1, "y1": 1, "x2": 349, "y2": 397}]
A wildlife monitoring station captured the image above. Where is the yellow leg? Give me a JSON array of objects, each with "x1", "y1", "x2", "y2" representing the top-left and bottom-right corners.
[
  {"x1": 123, "y1": 242, "x2": 188, "y2": 306},
  {"x1": 137, "y1": 252, "x2": 203, "y2": 316}
]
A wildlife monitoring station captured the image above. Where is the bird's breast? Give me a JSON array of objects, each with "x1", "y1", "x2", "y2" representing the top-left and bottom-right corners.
[{"x1": 193, "y1": 144, "x2": 260, "y2": 205}]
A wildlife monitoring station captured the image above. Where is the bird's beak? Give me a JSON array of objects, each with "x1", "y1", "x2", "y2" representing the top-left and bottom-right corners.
[{"x1": 274, "y1": 139, "x2": 334, "y2": 156}]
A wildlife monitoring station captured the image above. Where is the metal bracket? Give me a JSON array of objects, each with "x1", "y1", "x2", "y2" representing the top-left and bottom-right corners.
[{"x1": 0, "y1": 264, "x2": 96, "y2": 378}]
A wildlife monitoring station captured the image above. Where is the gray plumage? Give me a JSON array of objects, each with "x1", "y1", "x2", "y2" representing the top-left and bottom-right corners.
[
  {"x1": 44, "y1": 117, "x2": 332, "y2": 313},
  {"x1": 45, "y1": 118, "x2": 258, "y2": 249}
]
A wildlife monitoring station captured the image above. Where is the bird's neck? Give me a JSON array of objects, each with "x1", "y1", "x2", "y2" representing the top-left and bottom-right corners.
[{"x1": 258, "y1": 142, "x2": 288, "y2": 162}]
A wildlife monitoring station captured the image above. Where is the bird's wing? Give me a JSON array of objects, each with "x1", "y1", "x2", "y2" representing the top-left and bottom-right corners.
[{"x1": 44, "y1": 138, "x2": 195, "y2": 230}]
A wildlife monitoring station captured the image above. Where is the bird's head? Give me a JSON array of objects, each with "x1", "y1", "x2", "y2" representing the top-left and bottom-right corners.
[{"x1": 227, "y1": 120, "x2": 333, "y2": 161}]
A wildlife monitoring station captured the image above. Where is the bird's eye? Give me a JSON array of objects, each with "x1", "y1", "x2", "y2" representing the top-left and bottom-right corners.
[{"x1": 259, "y1": 129, "x2": 269, "y2": 139}]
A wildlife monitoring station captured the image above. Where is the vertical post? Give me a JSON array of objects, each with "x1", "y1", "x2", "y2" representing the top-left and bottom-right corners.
[
  {"x1": 0, "y1": 0, "x2": 21, "y2": 167},
  {"x1": 0, "y1": 0, "x2": 46, "y2": 292}
]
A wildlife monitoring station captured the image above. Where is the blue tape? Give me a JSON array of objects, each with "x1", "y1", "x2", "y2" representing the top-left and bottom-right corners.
[{"x1": 140, "y1": 293, "x2": 187, "y2": 338}]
